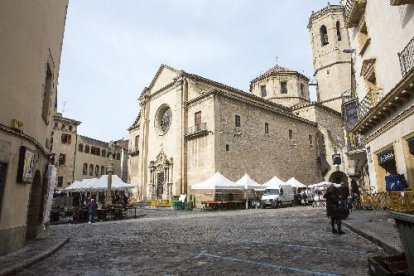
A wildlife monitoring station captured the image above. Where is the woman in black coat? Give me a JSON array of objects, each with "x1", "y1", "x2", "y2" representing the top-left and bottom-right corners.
[{"x1": 324, "y1": 185, "x2": 345, "y2": 234}]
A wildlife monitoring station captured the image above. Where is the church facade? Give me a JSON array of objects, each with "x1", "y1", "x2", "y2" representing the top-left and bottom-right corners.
[{"x1": 128, "y1": 65, "x2": 323, "y2": 201}]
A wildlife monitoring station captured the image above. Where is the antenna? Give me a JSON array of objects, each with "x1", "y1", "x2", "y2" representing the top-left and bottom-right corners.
[{"x1": 275, "y1": 56, "x2": 279, "y2": 65}]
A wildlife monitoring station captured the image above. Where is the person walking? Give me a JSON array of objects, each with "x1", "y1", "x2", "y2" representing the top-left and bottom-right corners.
[
  {"x1": 87, "y1": 198, "x2": 98, "y2": 223},
  {"x1": 324, "y1": 184, "x2": 344, "y2": 234}
]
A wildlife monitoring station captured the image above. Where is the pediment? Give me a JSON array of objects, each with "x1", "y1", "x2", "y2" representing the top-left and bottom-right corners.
[{"x1": 148, "y1": 64, "x2": 180, "y2": 94}]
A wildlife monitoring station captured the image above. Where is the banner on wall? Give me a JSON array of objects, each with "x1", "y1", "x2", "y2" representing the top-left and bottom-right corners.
[{"x1": 42, "y1": 164, "x2": 57, "y2": 227}]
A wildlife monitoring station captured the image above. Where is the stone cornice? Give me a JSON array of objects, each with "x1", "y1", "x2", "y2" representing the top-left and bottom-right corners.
[
  {"x1": 314, "y1": 61, "x2": 351, "y2": 76},
  {"x1": 308, "y1": 4, "x2": 344, "y2": 29},
  {"x1": 0, "y1": 122, "x2": 48, "y2": 156},
  {"x1": 365, "y1": 104, "x2": 414, "y2": 144},
  {"x1": 53, "y1": 114, "x2": 81, "y2": 126},
  {"x1": 188, "y1": 90, "x2": 317, "y2": 127},
  {"x1": 292, "y1": 101, "x2": 343, "y2": 118}
]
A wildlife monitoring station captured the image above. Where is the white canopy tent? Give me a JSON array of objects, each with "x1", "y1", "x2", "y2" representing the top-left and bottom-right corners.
[
  {"x1": 236, "y1": 173, "x2": 263, "y2": 209},
  {"x1": 65, "y1": 175, "x2": 135, "y2": 192},
  {"x1": 286, "y1": 177, "x2": 307, "y2": 188},
  {"x1": 236, "y1": 173, "x2": 263, "y2": 190},
  {"x1": 191, "y1": 172, "x2": 243, "y2": 190},
  {"x1": 262, "y1": 176, "x2": 285, "y2": 190}
]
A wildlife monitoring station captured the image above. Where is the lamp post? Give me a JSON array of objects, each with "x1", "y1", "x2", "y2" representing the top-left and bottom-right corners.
[
  {"x1": 105, "y1": 141, "x2": 115, "y2": 206},
  {"x1": 343, "y1": 48, "x2": 356, "y2": 97}
]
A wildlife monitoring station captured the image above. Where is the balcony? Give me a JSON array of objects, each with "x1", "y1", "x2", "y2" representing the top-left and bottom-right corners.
[
  {"x1": 357, "y1": 88, "x2": 381, "y2": 120},
  {"x1": 399, "y1": 36, "x2": 414, "y2": 77},
  {"x1": 185, "y1": 122, "x2": 208, "y2": 140},
  {"x1": 390, "y1": 0, "x2": 414, "y2": 6},
  {"x1": 128, "y1": 146, "x2": 139, "y2": 156},
  {"x1": 344, "y1": 0, "x2": 367, "y2": 28}
]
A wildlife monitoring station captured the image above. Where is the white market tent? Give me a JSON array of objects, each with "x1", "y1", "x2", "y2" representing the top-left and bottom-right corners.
[
  {"x1": 65, "y1": 175, "x2": 135, "y2": 192},
  {"x1": 236, "y1": 173, "x2": 263, "y2": 209},
  {"x1": 286, "y1": 177, "x2": 307, "y2": 188},
  {"x1": 191, "y1": 172, "x2": 243, "y2": 190},
  {"x1": 236, "y1": 173, "x2": 263, "y2": 190},
  {"x1": 262, "y1": 176, "x2": 285, "y2": 190}
]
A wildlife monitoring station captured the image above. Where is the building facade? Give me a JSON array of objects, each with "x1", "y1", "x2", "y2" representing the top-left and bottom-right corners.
[
  {"x1": 50, "y1": 114, "x2": 125, "y2": 189},
  {"x1": 0, "y1": 0, "x2": 68, "y2": 255},
  {"x1": 128, "y1": 64, "x2": 322, "y2": 204},
  {"x1": 342, "y1": 0, "x2": 414, "y2": 192}
]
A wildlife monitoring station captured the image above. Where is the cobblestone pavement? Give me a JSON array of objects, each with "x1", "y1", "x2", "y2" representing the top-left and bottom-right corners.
[{"x1": 17, "y1": 207, "x2": 385, "y2": 276}]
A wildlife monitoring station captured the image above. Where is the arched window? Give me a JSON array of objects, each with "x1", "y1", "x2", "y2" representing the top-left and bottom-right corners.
[
  {"x1": 336, "y1": 21, "x2": 341, "y2": 41},
  {"x1": 320, "y1": 25, "x2": 329, "y2": 46},
  {"x1": 78, "y1": 144, "x2": 84, "y2": 152},
  {"x1": 95, "y1": 165, "x2": 99, "y2": 176},
  {"x1": 101, "y1": 166, "x2": 105, "y2": 175},
  {"x1": 97, "y1": 148, "x2": 101, "y2": 156},
  {"x1": 83, "y1": 163, "x2": 87, "y2": 175},
  {"x1": 116, "y1": 153, "x2": 121, "y2": 160},
  {"x1": 85, "y1": 145, "x2": 90, "y2": 154},
  {"x1": 89, "y1": 164, "x2": 93, "y2": 176},
  {"x1": 102, "y1": 150, "x2": 106, "y2": 157}
]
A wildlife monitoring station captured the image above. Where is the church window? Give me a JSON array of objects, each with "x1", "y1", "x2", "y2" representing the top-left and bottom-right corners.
[
  {"x1": 101, "y1": 166, "x2": 105, "y2": 175},
  {"x1": 97, "y1": 148, "x2": 100, "y2": 156},
  {"x1": 320, "y1": 25, "x2": 329, "y2": 46},
  {"x1": 89, "y1": 164, "x2": 93, "y2": 176},
  {"x1": 68, "y1": 125, "x2": 73, "y2": 131},
  {"x1": 54, "y1": 122, "x2": 58, "y2": 129},
  {"x1": 226, "y1": 144, "x2": 230, "y2": 151},
  {"x1": 61, "y1": 124, "x2": 66, "y2": 130},
  {"x1": 336, "y1": 21, "x2": 341, "y2": 41},
  {"x1": 160, "y1": 108, "x2": 171, "y2": 132},
  {"x1": 195, "y1": 111, "x2": 201, "y2": 130},
  {"x1": 85, "y1": 145, "x2": 90, "y2": 154},
  {"x1": 309, "y1": 134, "x2": 313, "y2": 146},
  {"x1": 280, "y1": 81, "x2": 288, "y2": 94},
  {"x1": 265, "y1": 123, "x2": 269, "y2": 134},
  {"x1": 260, "y1": 85, "x2": 267, "y2": 97},
  {"x1": 289, "y1": 129, "x2": 293, "y2": 140},
  {"x1": 235, "y1": 115, "x2": 241, "y2": 127},
  {"x1": 135, "y1": 135, "x2": 139, "y2": 147},
  {"x1": 95, "y1": 165, "x2": 99, "y2": 176},
  {"x1": 83, "y1": 163, "x2": 87, "y2": 175},
  {"x1": 102, "y1": 149, "x2": 106, "y2": 157},
  {"x1": 116, "y1": 153, "x2": 121, "y2": 160},
  {"x1": 300, "y1": 84, "x2": 305, "y2": 97},
  {"x1": 78, "y1": 144, "x2": 83, "y2": 152}
]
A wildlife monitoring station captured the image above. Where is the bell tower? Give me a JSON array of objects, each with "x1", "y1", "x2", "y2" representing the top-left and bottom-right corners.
[{"x1": 308, "y1": 4, "x2": 351, "y2": 113}]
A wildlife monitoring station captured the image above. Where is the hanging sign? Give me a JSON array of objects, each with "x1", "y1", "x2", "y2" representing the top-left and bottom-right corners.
[{"x1": 378, "y1": 148, "x2": 394, "y2": 165}]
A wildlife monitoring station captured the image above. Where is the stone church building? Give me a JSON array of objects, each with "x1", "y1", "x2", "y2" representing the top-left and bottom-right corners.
[{"x1": 128, "y1": 64, "x2": 326, "y2": 201}]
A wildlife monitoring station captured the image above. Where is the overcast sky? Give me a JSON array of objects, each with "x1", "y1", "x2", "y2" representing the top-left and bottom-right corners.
[{"x1": 58, "y1": 0, "x2": 340, "y2": 142}]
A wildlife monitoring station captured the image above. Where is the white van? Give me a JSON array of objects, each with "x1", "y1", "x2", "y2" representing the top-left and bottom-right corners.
[{"x1": 261, "y1": 184, "x2": 295, "y2": 208}]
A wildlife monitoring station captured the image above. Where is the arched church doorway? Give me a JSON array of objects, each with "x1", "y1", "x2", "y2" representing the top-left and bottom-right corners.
[
  {"x1": 26, "y1": 170, "x2": 44, "y2": 240},
  {"x1": 329, "y1": 171, "x2": 348, "y2": 185}
]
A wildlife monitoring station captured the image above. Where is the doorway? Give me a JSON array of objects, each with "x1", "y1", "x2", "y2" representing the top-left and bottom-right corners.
[{"x1": 26, "y1": 170, "x2": 43, "y2": 240}]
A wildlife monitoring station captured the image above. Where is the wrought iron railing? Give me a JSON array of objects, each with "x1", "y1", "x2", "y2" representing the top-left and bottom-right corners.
[
  {"x1": 128, "y1": 146, "x2": 139, "y2": 156},
  {"x1": 399, "y1": 36, "x2": 414, "y2": 77},
  {"x1": 357, "y1": 88, "x2": 381, "y2": 120},
  {"x1": 344, "y1": 0, "x2": 367, "y2": 27},
  {"x1": 185, "y1": 122, "x2": 207, "y2": 136}
]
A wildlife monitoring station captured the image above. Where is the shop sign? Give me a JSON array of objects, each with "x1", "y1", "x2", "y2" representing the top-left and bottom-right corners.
[{"x1": 378, "y1": 148, "x2": 394, "y2": 165}]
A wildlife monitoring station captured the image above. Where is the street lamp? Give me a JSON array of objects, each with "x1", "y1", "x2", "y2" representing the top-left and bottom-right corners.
[
  {"x1": 105, "y1": 141, "x2": 115, "y2": 206},
  {"x1": 343, "y1": 48, "x2": 356, "y2": 97}
]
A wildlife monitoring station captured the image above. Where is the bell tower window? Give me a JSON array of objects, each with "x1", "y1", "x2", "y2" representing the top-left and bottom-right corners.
[
  {"x1": 336, "y1": 21, "x2": 341, "y2": 41},
  {"x1": 320, "y1": 25, "x2": 329, "y2": 46}
]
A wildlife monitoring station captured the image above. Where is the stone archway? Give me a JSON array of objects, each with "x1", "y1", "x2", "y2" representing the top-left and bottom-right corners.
[
  {"x1": 329, "y1": 171, "x2": 348, "y2": 185},
  {"x1": 26, "y1": 170, "x2": 43, "y2": 240}
]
